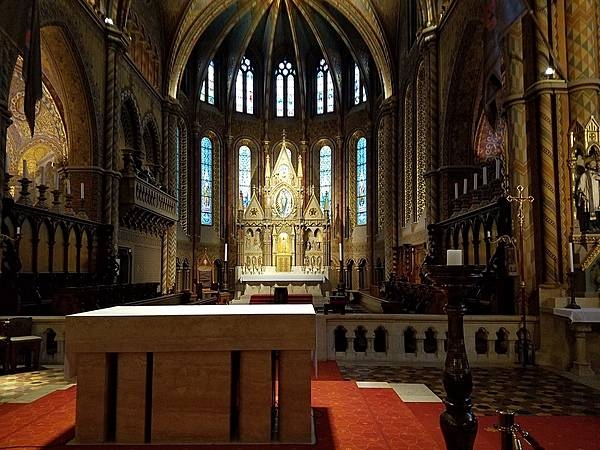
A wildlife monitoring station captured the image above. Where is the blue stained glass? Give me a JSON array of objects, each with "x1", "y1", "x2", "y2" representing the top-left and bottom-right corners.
[
  {"x1": 316, "y1": 70, "x2": 324, "y2": 114},
  {"x1": 275, "y1": 59, "x2": 295, "y2": 117},
  {"x1": 320, "y1": 145, "x2": 332, "y2": 210},
  {"x1": 239, "y1": 145, "x2": 251, "y2": 208},
  {"x1": 200, "y1": 136, "x2": 213, "y2": 225},
  {"x1": 287, "y1": 75, "x2": 294, "y2": 117},
  {"x1": 235, "y1": 71, "x2": 243, "y2": 112},
  {"x1": 276, "y1": 74, "x2": 284, "y2": 117},
  {"x1": 354, "y1": 63, "x2": 360, "y2": 105},
  {"x1": 356, "y1": 137, "x2": 367, "y2": 225},
  {"x1": 326, "y1": 71, "x2": 334, "y2": 112},
  {"x1": 247, "y1": 71, "x2": 253, "y2": 114},
  {"x1": 207, "y1": 61, "x2": 215, "y2": 105}
]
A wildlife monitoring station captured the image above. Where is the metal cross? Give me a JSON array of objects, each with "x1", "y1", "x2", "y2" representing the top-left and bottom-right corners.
[{"x1": 507, "y1": 185, "x2": 534, "y2": 229}]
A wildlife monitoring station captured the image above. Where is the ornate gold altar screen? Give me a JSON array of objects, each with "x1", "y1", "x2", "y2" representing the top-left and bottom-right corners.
[{"x1": 236, "y1": 133, "x2": 330, "y2": 274}]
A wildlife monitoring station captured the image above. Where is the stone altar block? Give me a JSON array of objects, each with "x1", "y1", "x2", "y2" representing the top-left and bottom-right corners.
[{"x1": 65, "y1": 304, "x2": 315, "y2": 445}]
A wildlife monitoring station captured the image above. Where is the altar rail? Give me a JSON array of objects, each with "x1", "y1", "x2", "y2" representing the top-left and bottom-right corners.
[
  {"x1": 317, "y1": 313, "x2": 534, "y2": 364},
  {"x1": 24, "y1": 311, "x2": 534, "y2": 369}
]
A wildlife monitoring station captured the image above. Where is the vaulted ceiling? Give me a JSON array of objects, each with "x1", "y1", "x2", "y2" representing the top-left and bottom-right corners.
[{"x1": 162, "y1": 0, "x2": 395, "y2": 101}]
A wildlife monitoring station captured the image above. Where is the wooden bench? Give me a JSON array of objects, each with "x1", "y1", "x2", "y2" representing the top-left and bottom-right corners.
[{"x1": 0, "y1": 317, "x2": 42, "y2": 373}]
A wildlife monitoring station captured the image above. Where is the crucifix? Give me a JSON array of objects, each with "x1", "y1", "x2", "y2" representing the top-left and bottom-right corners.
[{"x1": 506, "y1": 184, "x2": 534, "y2": 366}]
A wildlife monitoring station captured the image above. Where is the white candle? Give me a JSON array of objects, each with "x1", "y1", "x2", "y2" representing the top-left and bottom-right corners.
[
  {"x1": 454, "y1": 182, "x2": 459, "y2": 199},
  {"x1": 22, "y1": 160, "x2": 28, "y2": 179},
  {"x1": 569, "y1": 242, "x2": 574, "y2": 273},
  {"x1": 486, "y1": 231, "x2": 491, "y2": 239},
  {"x1": 483, "y1": 166, "x2": 487, "y2": 185},
  {"x1": 339, "y1": 242, "x2": 342, "y2": 262},
  {"x1": 16, "y1": 226, "x2": 21, "y2": 235},
  {"x1": 496, "y1": 159, "x2": 500, "y2": 179},
  {"x1": 224, "y1": 243, "x2": 228, "y2": 262},
  {"x1": 40, "y1": 166, "x2": 45, "y2": 185},
  {"x1": 473, "y1": 173, "x2": 478, "y2": 190},
  {"x1": 569, "y1": 131, "x2": 574, "y2": 148},
  {"x1": 66, "y1": 179, "x2": 71, "y2": 195},
  {"x1": 80, "y1": 182, "x2": 85, "y2": 199},
  {"x1": 463, "y1": 178, "x2": 467, "y2": 194}
]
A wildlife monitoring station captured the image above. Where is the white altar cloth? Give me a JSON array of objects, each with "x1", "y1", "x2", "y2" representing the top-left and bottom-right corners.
[
  {"x1": 552, "y1": 307, "x2": 600, "y2": 323},
  {"x1": 239, "y1": 273, "x2": 325, "y2": 282}
]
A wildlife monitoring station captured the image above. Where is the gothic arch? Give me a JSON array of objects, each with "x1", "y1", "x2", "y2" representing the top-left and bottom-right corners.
[
  {"x1": 119, "y1": 90, "x2": 142, "y2": 151},
  {"x1": 441, "y1": 19, "x2": 484, "y2": 167},
  {"x1": 142, "y1": 113, "x2": 161, "y2": 169}
]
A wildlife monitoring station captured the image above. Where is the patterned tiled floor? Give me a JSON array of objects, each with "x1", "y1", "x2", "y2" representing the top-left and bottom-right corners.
[
  {"x1": 0, "y1": 365, "x2": 74, "y2": 403},
  {"x1": 337, "y1": 363, "x2": 600, "y2": 416},
  {"x1": 2, "y1": 363, "x2": 600, "y2": 418}
]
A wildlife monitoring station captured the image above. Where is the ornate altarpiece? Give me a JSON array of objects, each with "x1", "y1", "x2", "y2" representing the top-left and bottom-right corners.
[{"x1": 235, "y1": 136, "x2": 331, "y2": 275}]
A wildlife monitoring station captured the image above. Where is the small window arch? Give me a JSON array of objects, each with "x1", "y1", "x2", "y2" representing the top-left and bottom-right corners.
[
  {"x1": 236, "y1": 56, "x2": 254, "y2": 114},
  {"x1": 319, "y1": 145, "x2": 332, "y2": 210},
  {"x1": 200, "y1": 136, "x2": 213, "y2": 225},
  {"x1": 239, "y1": 145, "x2": 252, "y2": 208},
  {"x1": 275, "y1": 59, "x2": 296, "y2": 117},
  {"x1": 200, "y1": 60, "x2": 215, "y2": 105},
  {"x1": 356, "y1": 137, "x2": 367, "y2": 225},
  {"x1": 316, "y1": 59, "x2": 334, "y2": 114}
]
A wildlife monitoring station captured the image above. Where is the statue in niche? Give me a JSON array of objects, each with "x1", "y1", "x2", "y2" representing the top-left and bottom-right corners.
[{"x1": 576, "y1": 148, "x2": 600, "y2": 220}]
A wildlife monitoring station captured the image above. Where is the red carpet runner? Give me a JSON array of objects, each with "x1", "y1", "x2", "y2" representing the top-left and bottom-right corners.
[{"x1": 0, "y1": 362, "x2": 598, "y2": 450}]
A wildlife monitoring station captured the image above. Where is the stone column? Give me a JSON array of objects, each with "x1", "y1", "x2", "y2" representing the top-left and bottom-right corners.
[
  {"x1": 0, "y1": 34, "x2": 18, "y2": 218},
  {"x1": 162, "y1": 100, "x2": 177, "y2": 294},
  {"x1": 421, "y1": 28, "x2": 439, "y2": 225},
  {"x1": 570, "y1": 323, "x2": 594, "y2": 376},
  {"x1": 377, "y1": 97, "x2": 397, "y2": 275},
  {"x1": 191, "y1": 122, "x2": 200, "y2": 288},
  {"x1": 566, "y1": 0, "x2": 599, "y2": 121},
  {"x1": 104, "y1": 25, "x2": 128, "y2": 272}
]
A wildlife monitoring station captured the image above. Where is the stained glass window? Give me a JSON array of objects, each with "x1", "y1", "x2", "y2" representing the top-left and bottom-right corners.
[
  {"x1": 239, "y1": 145, "x2": 251, "y2": 209},
  {"x1": 235, "y1": 57, "x2": 254, "y2": 114},
  {"x1": 200, "y1": 60, "x2": 215, "y2": 105},
  {"x1": 316, "y1": 59, "x2": 334, "y2": 115},
  {"x1": 356, "y1": 137, "x2": 367, "y2": 225},
  {"x1": 354, "y1": 62, "x2": 367, "y2": 105},
  {"x1": 275, "y1": 59, "x2": 295, "y2": 117},
  {"x1": 200, "y1": 136, "x2": 213, "y2": 225},
  {"x1": 319, "y1": 145, "x2": 332, "y2": 210}
]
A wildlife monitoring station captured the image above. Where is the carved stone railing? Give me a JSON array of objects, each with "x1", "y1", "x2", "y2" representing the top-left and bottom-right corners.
[{"x1": 119, "y1": 172, "x2": 177, "y2": 233}]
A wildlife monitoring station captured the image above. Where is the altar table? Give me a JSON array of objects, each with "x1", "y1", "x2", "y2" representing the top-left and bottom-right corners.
[{"x1": 65, "y1": 304, "x2": 315, "y2": 444}]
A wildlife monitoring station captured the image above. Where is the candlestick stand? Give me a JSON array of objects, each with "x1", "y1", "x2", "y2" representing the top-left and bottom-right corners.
[
  {"x1": 64, "y1": 193, "x2": 76, "y2": 215},
  {"x1": 51, "y1": 189, "x2": 62, "y2": 213},
  {"x1": 35, "y1": 184, "x2": 49, "y2": 209},
  {"x1": 565, "y1": 271, "x2": 581, "y2": 309},
  {"x1": 17, "y1": 177, "x2": 33, "y2": 206},
  {"x1": 77, "y1": 198, "x2": 88, "y2": 219}
]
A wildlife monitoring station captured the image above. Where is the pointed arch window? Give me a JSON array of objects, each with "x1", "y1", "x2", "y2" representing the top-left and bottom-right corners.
[
  {"x1": 354, "y1": 62, "x2": 367, "y2": 105},
  {"x1": 316, "y1": 59, "x2": 334, "y2": 115},
  {"x1": 239, "y1": 145, "x2": 252, "y2": 208},
  {"x1": 200, "y1": 60, "x2": 215, "y2": 105},
  {"x1": 200, "y1": 136, "x2": 213, "y2": 225},
  {"x1": 356, "y1": 137, "x2": 367, "y2": 225},
  {"x1": 319, "y1": 145, "x2": 332, "y2": 210},
  {"x1": 236, "y1": 57, "x2": 254, "y2": 114},
  {"x1": 275, "y1": 59, "x2": 296, "y2": 117}
]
